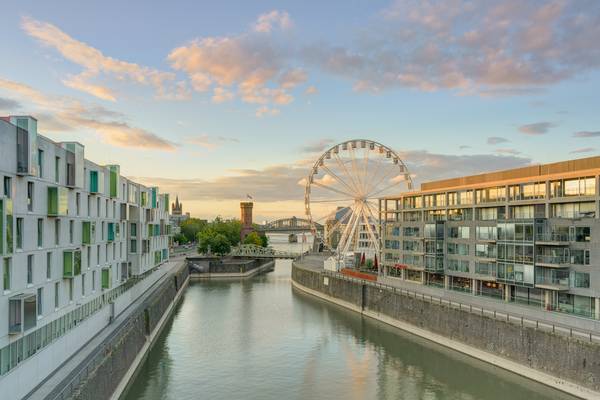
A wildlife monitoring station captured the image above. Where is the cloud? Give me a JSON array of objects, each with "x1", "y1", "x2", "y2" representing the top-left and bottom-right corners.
[
  {"x1": 570, "y1": 147, "x2": 596, "y2": 154},
  {"x1": 211, "y1": 87, "x2": 234, "y2": 103},
  {"x1": 458, "y1": 145, "x2": 470, "y2": 150},
  {"x1": 495, "y1": 148, "x2": 521, "y2": 155},
  {"x1": 22, "y1": 16, "x2": 185, "y2": 101},
  {"x1": 303, "y1": 1, "x2": 600, "y2": 95},
  {"x1": 0, "y1": 97, "x2": 20, "y2": 110},
  {"x1": 186, "y1": 134, "x2": 239, "y2": 150},
  {"x1": 573, "y1": 131, "x2": 600, "y2": 138},
  {"x1": 518, "y1": 122, "x2": 555, "y2": 135},
  {"x1": 301, "y1": 139, "x2": 335, "y2": 153},
  {"x1": 305, "y1": 85, "x2": 318, "y2": 95},
  {"x1": 131, "y1": 149, "x2": 532, "y2": 206},
  {"x1": 253, "y1": 10, "x2": 293, "y2": 33},
  {"x1": 167, "y1": 11, "x2": 308, "y2": 114},
  {"x1": 0, "y1": 77, "x2": 176, "y2": 150},
  {"x1": 255, "y1": 106, "x2": 280, "y2": 117},
  {"x1": 487, "y1": 136, "x2": 509, "y2": 145}
]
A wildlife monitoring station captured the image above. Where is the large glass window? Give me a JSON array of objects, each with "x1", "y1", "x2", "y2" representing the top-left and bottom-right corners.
[
  {"x1": 3, "y1": 176, "x2": 11, "y2": 198},
  {"x1": 476, "y1": 186, "x2": 506, "y2": 203},
  {"x1": 572, "y1": 272, "x2": 590, "y2": 288},
  {"x1": 476, "y1": 226, "x2": 497, "y2": 241},
  {"x1": 448, "y1": 226, "x2": 469, "y2": 239},
  {"x1": 551, "y1": 177, "x2": 596, "y2": 197},
  {"x1": 551, "y1": 202, "x2": 595, "y2": 218},
  {"x1": 509, "y1": 182, "x2": 545, "y2": 201}
]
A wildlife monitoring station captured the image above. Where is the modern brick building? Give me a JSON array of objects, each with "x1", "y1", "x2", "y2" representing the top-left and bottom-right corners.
[{"x1": 379, "y1": 156, "x2": 600, "y2": 319}]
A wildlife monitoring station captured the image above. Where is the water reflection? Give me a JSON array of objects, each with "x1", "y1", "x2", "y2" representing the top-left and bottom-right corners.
[{"x1": 123, "y1": 260, "x2": 577, "y2": 400}]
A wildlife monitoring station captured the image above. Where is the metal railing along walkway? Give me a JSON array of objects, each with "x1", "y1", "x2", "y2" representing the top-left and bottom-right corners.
[{"x1": 320, "y1": 269, "x2": 600, "y2": 344}]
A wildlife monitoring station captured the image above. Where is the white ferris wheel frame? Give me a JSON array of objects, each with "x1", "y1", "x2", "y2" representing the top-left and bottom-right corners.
[{"x1": 304, "y1": 139, "x2": 413, "y2": 260}]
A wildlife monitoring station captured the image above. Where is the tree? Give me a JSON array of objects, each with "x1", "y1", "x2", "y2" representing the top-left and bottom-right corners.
[
  {"x1": 259, "y1": 233, "x2": 269, "y2": 247},
  {"x1": 173, "y1": 233, "x2": 189, "y2": 245},
  {"x1": 243, "y1": 232, "x2": 263, "y2": 246},
  {"x1": 211, "y1": 233, "x2": 231, "y2": 255},
  {"x1": 179, "y1": 218, "x2": 208, "y2": 243}
]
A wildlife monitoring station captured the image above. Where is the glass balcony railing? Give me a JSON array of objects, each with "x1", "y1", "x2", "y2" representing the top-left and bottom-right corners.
[
  {"x1": 535, "y1": 254, "x2": 569, "y2": 266},
  {"x1": 536, "y1": 232, "x2": 570, "y2": 242}
]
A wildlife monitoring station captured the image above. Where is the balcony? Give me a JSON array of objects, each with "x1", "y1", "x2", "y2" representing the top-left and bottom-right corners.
[
  {"x1": 535, "y1": 254, "x2": 568, "y2": 268},
  {"x1": 536, "y1": 232, "x2": 569, "y2": 246},
  {"x1": 535, "y1": 269, "x2": 570, "y2": 291}
]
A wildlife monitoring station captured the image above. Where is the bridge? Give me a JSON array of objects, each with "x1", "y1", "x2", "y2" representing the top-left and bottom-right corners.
[
  {"x1": 229, "y1": 244, "x2": 304, "y2": 259},
  {"x1": 257, "y1": 216, "x2": 323, "y2": 233}
]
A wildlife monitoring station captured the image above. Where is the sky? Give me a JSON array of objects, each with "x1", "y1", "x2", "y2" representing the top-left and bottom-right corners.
[{"x1": 0, "y1": 0, "x2": 600, "y2": 221}]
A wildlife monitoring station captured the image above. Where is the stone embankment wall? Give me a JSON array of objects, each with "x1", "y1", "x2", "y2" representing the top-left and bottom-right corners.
[
  {"x1": 71, "y1": 265, "x2": 189, "y2": 400},
  {"x1": 292, "y1": 263, "x2": 600, "y2": 394},
  {"x1": 187, "y1": 257, "x2": 273, "y2": 274}
]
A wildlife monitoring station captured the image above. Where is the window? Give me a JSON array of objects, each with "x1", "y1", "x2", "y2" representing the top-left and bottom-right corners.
[
  {"x1": 55, "y1": 156, "x2": 60, "y2": 183},
  {"x1": 68, "y1": 280, "x2": 73, "y2": 302},
  {"x1": 69, "y1": 220, "x2": 74, "y2": 244},
  {"x1": 16, "y1": 217, "x2": 23, "y2": 249},
  {"x1": 54, "y1": 282, "x2": 60, "y2": 308},
  {"x1": 97, "y1": 245, "x2": 100, "y2": 265},
  {"x1": 551, "y1": 177, "x2": 596, "y2": 197},
  {"x1": 76, "y1": 193, "x2": 81, "y2": 216},
  {"x1": 46, "y1": 252, "x2": 52, "y2": 279},
  {"x1": 27, "y1": 182, "x2": 34, "y2": 211},
  {"x1": 92, "y1": 270, "x2": 96, "y2": 291},
  {"x1": 448, "y1": 226, "x2": 470, "y2": 239},
  {"x1": 55, "y1": 219, "x2": 61, "y2": 245},
  {"x1": 476, "y1": 186, "x2": 506, "y2": 203},
  {"x1": 37, "y1": 288, "x2": 43, "y2": 316},
  {"x1": 572, "y1": 272, "x2": 590, "y2": 288},
  {"x1": 3, "y1": 258, "x2": 10, "y2": 291},
  {"x1": 81, "y1": 273, "x2": 86, "y2": 296},
  {"x1": 574, "y1": 227, "x2": 591, "y2": 242},
  {"x1": 97, "y1": 197, "x2": 100, "y2": 217},
  {"x1": 509, "y1": 182, "x2": 545, "y2": 201},
  {"x1": 3, "y1": 176, "x2": 11, "y2": 198},
  {"x1": 87, "y1": 195, "x2": 91, "y2": 217},
  {"x1": 551, "y1": 202, "x2": 595, "y2": 218},
  {"x1": 459, "y1": 191, "x2": 473, "y2": 205},
  {"x1": 38, "y1": 149, "x2": 44, "y2": 178},
  {"x1": 37, "y1": 218, "x2": 44, "y2": 247},
  {"x1": 27, "y1": 255, "x2": 33, "y2": 284}
]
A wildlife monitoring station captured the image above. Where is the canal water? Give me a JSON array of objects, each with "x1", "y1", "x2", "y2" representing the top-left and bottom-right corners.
[{"x1": 124, "y1": 260, "x2": 577, "y2": 400}]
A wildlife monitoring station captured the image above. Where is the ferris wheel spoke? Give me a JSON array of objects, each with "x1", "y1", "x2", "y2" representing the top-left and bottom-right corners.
[
  {"x1": 364, "y1": 164, "x2": 401, "y2": 199},
  {"x1": 364, "y1": 154, "x2": 384, "y2": 196},
  {"x1": 312, "y1": 181, "x2": 354, "y2": 198},
  {"x1": 319, "y1": 163, "x2": 360, "y2": 196},
  {"x1": 367, "y1": 179, "x2": 405, "y2": 199},
  {"x1": 333, "y1": 152, "x2": 362, "y2": 195},
  {"x1": 348, "y1": 146, "x2": 367, "y2": 197},
  {"x1": 360, "y1": 208, "x2": 380, "y2": 254},
  {"x1": 362, "y1": 145, "x2": 370, "y2": 194}
]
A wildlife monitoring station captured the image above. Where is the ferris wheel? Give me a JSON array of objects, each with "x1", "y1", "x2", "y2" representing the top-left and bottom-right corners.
[{"x1": 304, "y1": 139, "x2": 413, "y2": 264}]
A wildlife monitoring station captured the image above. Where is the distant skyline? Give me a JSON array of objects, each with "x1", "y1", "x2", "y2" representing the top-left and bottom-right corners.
[{"x1": 1, "y1": 0, "x2": 600, "y2": 221}]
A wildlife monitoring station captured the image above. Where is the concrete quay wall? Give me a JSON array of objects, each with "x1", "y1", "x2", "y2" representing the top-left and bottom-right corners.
[
  {"x1": 292, "y1": 262, "x2": 600, "y2": 399},
  {"x1": 69, "y1": 264, "x2": 189, "y2": 400}
]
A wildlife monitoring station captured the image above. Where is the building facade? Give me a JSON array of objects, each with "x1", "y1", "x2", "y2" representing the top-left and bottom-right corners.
[
  {"x1": 0, "y1": 116, "x2": 172, "y2": 380},
  {"x1": 379, "y1": 156, "x2": 600, "y2": 320}
]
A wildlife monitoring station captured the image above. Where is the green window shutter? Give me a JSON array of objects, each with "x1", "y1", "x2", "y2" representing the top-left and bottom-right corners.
[
  {"x1": 151, "y1": 188, "x2": 157, "y2": 208},
  {"x1": 109, "y1": 166, "x2": 119, "y2": 198},
  {"x1": 48, "y1": 187, "x2": 58, "y2": 216},
  {"x1": 90, "y1": 170, "x2": 98, "y2": 193},
  {"x1": 74, "y1": 250, "x2": 81, "y2": 275},
  {"x1": 63, "y1": 250, "x2": 73, "y2": 278},
  {"x1": 5, "y1": 199, "x2": 12, "y2": 254},
  {"x1": 82, "y1": 221, "x2": 91, "y2": 244},
  {"x1": 101, "y1": 268, "x2": 111, "y2": 289},
  {"x1": 107, "y1": 223, "x2": 115, "y2": 242}
]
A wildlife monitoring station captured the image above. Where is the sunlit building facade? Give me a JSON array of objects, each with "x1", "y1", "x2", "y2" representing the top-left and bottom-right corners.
[
  {"x1": 379, "y1": 156, "x2": 600, "y2": 319},
  {"x1": 0, "y1": 115, "x2": 171, "y2": 383}
]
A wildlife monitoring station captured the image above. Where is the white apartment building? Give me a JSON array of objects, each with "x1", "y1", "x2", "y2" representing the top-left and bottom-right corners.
[{"x1": 0, "y1": 116, "x2": 172, "y2": 385}]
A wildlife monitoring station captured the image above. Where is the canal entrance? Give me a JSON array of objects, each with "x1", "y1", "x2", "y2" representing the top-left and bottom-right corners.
[{"x1": 124, "y1": 260, "x2": 577, "y2": 400}]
